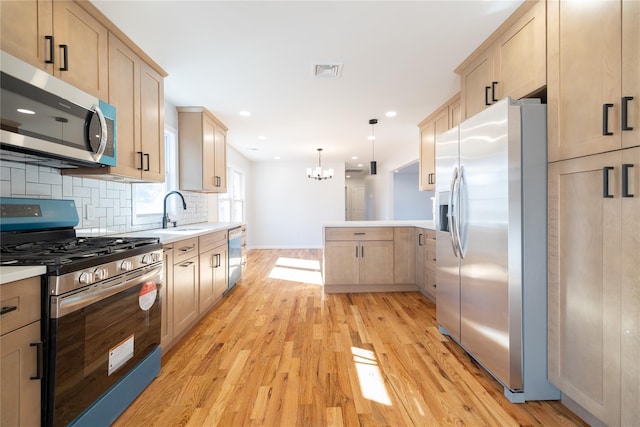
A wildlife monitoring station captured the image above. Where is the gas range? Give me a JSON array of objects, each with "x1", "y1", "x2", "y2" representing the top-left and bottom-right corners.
[{"x1": 0, "y1": 197, "x2": 164, "y2": 426}]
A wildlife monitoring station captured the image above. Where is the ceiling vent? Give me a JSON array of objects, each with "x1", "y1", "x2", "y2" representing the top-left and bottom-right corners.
[
  {"x1": 346, "y1": 168, "x2": 364, "y2": 173},
  {"x1": 313, "y1": 64, "x2": 342, "y2": 78}
]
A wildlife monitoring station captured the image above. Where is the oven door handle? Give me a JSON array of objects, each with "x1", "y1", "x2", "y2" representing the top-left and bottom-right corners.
[{"x1": 51, "y1": 265, "x2": 163, "y2": 318}]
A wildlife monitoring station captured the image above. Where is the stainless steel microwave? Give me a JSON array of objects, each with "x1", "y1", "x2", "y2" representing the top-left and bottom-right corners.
[{"x1": 0, "y1": 51, "x2": 116, "y2": 168}]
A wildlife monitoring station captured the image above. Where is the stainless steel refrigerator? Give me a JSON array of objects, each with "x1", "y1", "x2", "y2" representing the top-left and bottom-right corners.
[{"x1": 435, "y1": 97, "x2": 560, "y2": 402}]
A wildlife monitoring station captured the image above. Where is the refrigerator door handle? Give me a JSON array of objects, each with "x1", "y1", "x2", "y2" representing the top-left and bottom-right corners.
[
  {"x1": 453, "y1": 166, "x2": 465, "y2": 259},
  {"x1": 448, "y1": 167, "x2": 460, "y2": 257}
]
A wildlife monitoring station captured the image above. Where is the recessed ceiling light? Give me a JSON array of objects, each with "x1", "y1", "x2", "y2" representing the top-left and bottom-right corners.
[
  {"x1": 357, "y1": 163, "x2": 363, "y2": 167},
  {"x1": 239, "y1": 111, "x2": 251, "y2": 117},
  {"x1": 352, "y1": 156, "x2": 358, "y2": 160},
  {"x1": 17, "y1": 108, "x2": 35, "y2": 115},
  {"x1": 346, "y1": 175, "x2": 351, "y2": 179},
  {"x1": 385, "y1": 111, "x2": 397, "y2": 117},
  {"x1": 258, "y1": 135, "x2": 267, "y2": 140},
  {"x1": 274, "y1": 156, "x2": 280, "y2": 160},
  {"x1": 367, "y1": 136, "x2": 376, "y2": 140}
]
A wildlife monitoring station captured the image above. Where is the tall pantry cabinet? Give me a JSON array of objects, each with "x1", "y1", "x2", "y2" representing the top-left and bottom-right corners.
[{"x1": 546, "y1": 1, "x2": 639, "y2": 426}]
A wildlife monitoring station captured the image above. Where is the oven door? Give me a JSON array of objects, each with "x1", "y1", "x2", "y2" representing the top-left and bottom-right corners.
[{"x1": 45, "y1": 265, "x2": 162, "y2": 427}]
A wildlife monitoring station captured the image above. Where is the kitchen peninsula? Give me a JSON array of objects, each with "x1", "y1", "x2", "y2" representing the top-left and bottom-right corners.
[{"x1": 323, "y1": 221, "x2": 436, "y2": 298}]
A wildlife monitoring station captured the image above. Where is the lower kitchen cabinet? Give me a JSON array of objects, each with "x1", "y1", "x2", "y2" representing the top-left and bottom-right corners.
[
  {"x1": 415, "y1": 228, "x2": 437, "y2": 301},
  {"x1": 548, "y1": 147, "x2": 639, "y2": 426},
  {"x1": 171, "y1": 238, "x2": 199, "y2": 341},
  {"x1": 161, "y1": 244, "x2": 174, "y2": 351},
  {"x1": 324, "y1": 227, "x2": 394, "y2": 289},
  {"x1": 0, "y1": 277, "x2": 41, "y2": 427},
  {"x1": 393, "y1": 227, "x2": 415, "y2": 284},
  {"x1": 199, "y1": 230, "x2": 228, "y2": 313}
]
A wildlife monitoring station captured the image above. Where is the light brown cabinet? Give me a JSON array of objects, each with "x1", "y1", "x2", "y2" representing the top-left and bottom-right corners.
[
  {"x1": 161, "y1": 245, "x2": 174, "y2": 352},
  {"x1": 1, "y1": 0, "x2": 108, "y2": 99},
  {"x1": 0, "y1": 277, "x2": 42, "y2": 427},
  {"x1": 172, "y1": 237, "x2": 199, "y2": 340},
  {"x1": 415, "y1": 228, "x2": 436, "y2": 301},
  {"x1": 324, "y1": 227, "x2": 394, "y2": 290},
  {"x1": 393, "y1": 227, "x2": 415, "y2": 284},
  {"x1": 547, "y1": 0, "x2": 639, "y2": 162},
  {"x1": 177, "y1": 107, "x2": 228, "y2": 193},
  {"x1": 457, "y1": 0, "x2": 545, "y2": 120},
  {"x1": 418, "y1": 94, "x2": 459, "y2": 191},
  {"x1": 199, "y1": 230, "x2": 228, "y2": 313},
  {"x1": 66, "y1": 33, "x2": 165, "y2": 182},
  {"x1": 548, "y1": 147, "x2": 639, "y2": 426}
]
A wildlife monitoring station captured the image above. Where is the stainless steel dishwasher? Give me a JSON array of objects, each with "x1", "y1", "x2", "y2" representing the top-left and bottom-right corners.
[{"x1": 227, "y1": 226, "x2": 243, "y2": 292}]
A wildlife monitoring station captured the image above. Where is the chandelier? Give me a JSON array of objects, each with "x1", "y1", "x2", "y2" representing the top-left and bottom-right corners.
[{"x1": 307, "y1": 148, "x2": 333, "y2": 180}]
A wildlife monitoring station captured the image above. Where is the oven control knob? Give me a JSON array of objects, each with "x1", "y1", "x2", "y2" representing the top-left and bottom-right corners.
[
  {"x1": 94, "y1": 267, "x2": 108, "y2": 281},
  {"x1": 79, "y1": 271, "x2": 94, "y2": 285},
  {"x1": 120, "y1": 260, "x2": 133, "y2": 272},
  {"x1": 142, "y1": 253, "x2": 160, "y2": 264}
]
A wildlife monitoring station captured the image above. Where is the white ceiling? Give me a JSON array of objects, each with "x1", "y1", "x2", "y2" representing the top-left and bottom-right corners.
[{"x1": 92, "y1": 0, "x2": 523, "y2": 175}]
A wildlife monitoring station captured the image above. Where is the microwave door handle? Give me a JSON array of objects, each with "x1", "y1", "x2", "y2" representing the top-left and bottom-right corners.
[{"x1": 91, "y1": 104, "x2": 108, "y2": 161}]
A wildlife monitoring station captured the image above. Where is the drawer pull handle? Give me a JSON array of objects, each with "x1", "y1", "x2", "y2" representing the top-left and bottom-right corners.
[
  {"x1": 30, "y1": 342, "x2": 43, "y2": 380},
  {"x1": 354, "y1": 232, "x2": 366, "y2": 235},
  {"x1": 179, "y1": 245, "x2": 196, "y2": 252},
  {"x1": 179, "y1": 261, "x2": 194, "y2": 267},
  {"x1": 1, "y1": 306, "x2": 17, "y2": 316}
]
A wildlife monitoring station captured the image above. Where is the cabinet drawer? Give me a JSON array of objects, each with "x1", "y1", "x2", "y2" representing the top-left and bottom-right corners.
[
  {"x1": 199, "y1": 230, "x2": 228, "y2": 253},
  {"x1": 325, "y1": 227, "x2": 394, "y2": 241},
  {"x1": 1, "y1": 277, "x2": 40, "y2": 336},
  {"x1": 173, "y1": 237, "x2": 199, "y2": 265}
]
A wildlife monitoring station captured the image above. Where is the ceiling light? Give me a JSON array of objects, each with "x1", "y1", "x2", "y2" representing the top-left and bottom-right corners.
[
  {"x1": 369, "y1": 119, "x2": 378, "y2": 175},
  {"x1": 346, "y1": 175, "x2": 351, "y2": 179},
  {"x1": 274, "y1": 156, "x2": 280, "y2": 160},
  {"x1": 357, "y1": 163, "x2": 363, "y2": 167},
  {"x1": 352, "y1": 156, "x2": 358, "y2": 160},
  {"x1": 385, "y1": 111, "x2": 397, "y2": 117},
  {"x1": 17, "y1": 108, "x2": 35, "y2": 115},
  {"x1": 313, "y1": 64, "x2": 342, "y2": 78},
  {"x1": 239, "y1": 111, "x2": 251, "y2": 117},
  {"x1": 307, "y1": 148, "x2": 333, "y2": 181}
]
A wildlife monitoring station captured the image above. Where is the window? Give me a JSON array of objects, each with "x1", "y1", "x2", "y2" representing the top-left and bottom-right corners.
[
  {"x1": 218, "y1": 167, "x2": 245, "y2": 222},
  {"x1": 131, "y1": 127, "x2": 178, "y2": 225}
]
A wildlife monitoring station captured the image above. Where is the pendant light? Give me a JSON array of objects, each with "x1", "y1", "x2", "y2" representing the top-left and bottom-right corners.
[
  {"x1": 369, "y1": 119, "x2": 378, "y2": 175},
  {"x1": 307, "y1": 148, "x2": 334, "y2": 180}
]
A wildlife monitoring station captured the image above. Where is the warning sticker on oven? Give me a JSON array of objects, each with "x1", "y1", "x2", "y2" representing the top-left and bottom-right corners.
[
  {"x1": 139, "y1": 281, "x2": 157, "y2": 311},
  {"x1": 109, "y1": 334, "x2": 134, "y2": 376}
]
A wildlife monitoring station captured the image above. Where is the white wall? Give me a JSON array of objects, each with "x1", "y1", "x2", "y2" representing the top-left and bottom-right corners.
[
  {"x1": 248, "y1": 161, "x2": 345, "y2": 248},
  {"x1": 393, "y1": 171, "x2": 433, "y2": 220}
]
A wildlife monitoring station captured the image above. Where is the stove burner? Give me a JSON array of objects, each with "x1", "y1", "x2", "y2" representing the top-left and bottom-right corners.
[{"x1": 0, "y1": 236, "x2": 160, "y2": 268}]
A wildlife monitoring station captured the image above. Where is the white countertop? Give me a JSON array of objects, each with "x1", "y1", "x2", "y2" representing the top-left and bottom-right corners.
[
  {"x1": 78, "y1": 222, "x2": 246, "y2": 245},
  {"x1": 0, "y1": 266, "x2": 46, "y2": 284},
  {"x1": 324, "y1": 220, "x2": 435, "y2": 230}
]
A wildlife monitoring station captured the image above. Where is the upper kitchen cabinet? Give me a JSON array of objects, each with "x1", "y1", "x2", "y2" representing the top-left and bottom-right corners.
[
  {"x1": 107, "y1": 34, "x2": 165, "y2": 182},
  {"x1": 1, "y1": 0, "x2": 109, "y2": 100},
  {"x1": 177, "y1": 107, "x2": 228, "y2": 193},
  {"x1": 419, "y1": 94, "x2": 458, "y2": 191},
  {"x1": 457, "y1": 0, "x2": 546, "y2": 120},
  {"x1": 61, "y1": 4, "x2": 167, "y2": 182},
  {"x1": 548, "y1": 0, "x2": 639, "y2": 161}
]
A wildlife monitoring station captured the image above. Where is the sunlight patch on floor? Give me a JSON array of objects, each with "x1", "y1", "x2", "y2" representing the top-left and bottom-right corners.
[
  {"x1": 268, "y1": 257, "x2": 323, "y2": 285},
  {"x1": 351, "y1": 347, "x2": 392, "y2": 406}
]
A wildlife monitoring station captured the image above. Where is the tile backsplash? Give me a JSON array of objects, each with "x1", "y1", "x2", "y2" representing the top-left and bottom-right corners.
[{"x1": 0, "y1": 161, "x2": 209, "y2": 235}]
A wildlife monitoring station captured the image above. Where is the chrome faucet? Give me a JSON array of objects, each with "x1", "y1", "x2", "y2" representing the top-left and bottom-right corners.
[{"x1": 162, "y1": 191, "x2": 187, "y2": 228}]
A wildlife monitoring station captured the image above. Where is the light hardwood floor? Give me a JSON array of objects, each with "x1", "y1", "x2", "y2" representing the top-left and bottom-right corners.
[{"x1": 113, "y1": 249, "x2": 587, "y2": 426}]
